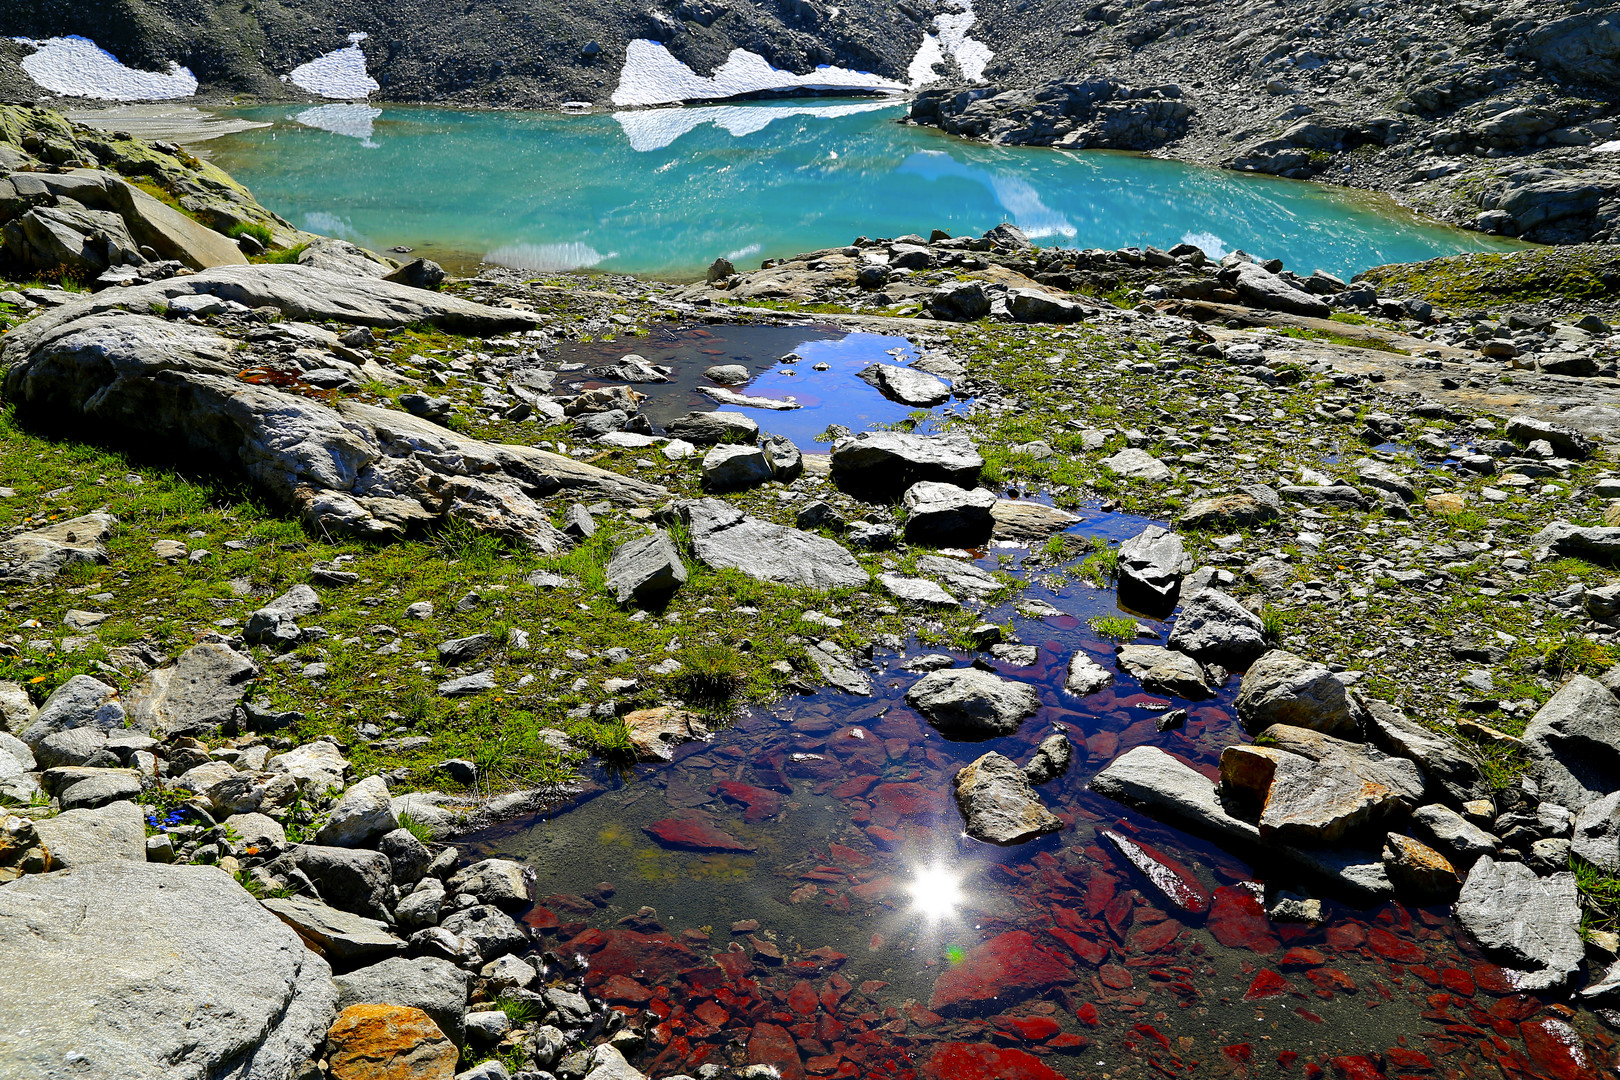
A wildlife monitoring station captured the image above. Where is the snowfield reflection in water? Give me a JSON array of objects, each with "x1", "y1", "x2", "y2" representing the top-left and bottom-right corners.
[{"x1": 210, "y1": 101, "x2": 1525, "y2": 280}]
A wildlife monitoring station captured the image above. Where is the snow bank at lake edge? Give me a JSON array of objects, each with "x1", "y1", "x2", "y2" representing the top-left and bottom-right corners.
[{"x1": 13, "y1": 36, "x2": 197, "y2": 100}]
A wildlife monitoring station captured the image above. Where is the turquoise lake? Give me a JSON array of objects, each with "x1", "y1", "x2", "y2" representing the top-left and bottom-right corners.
[{"x1": 206, "y1": 99, "x2": 1524, "y2": 280}]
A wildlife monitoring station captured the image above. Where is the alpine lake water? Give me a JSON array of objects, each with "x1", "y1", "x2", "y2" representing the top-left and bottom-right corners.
[
  {"x1": 202, "y1": 99, "x2": 1529, "y2": 281},
  {"x1": 203, "y1": 102, "x2": 1597, "y2": 1078}
]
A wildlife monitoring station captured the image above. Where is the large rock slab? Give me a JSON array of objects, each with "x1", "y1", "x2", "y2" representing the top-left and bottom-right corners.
[
  {"x1": 953, "y1": 752, "x2": 1062, "y2": 844},
  {"x1": 1363, "y1": 699, "x2": 1488, "y2": 805},
  {"x1": 905, "y1": 668, "x2": 1039, "y2": 739},
  {"x1": 262, "y1": 894, "x2": 406, "y2": 961},
  {"x1": 0, "y1": 862, "x2": 336, "y2": 1079},
  {"x1": 19, "y1": 674, "x2": 125, "y2": 748},
  {"x1": 125, "y1": 642, "x2": 258, "y2": 737},
  {"x1": 830, "y1": 431, "x2": 982, "y2": 494},
  {"x1": 1228, "y1": 262, "x2": 1331, "y2": 318},
  {"x1": 1255, "y1": 723, "x2": 1425, "y2": 805},
  {"x1": 1165, "y1": 588, "x2": 1267, "y2": 668},
  {"x1": 1456, "y1": 857, "x2": 1584, "y2": 991},
  {"x1": 1115, "y1": 644, "x2": 1210, "y2": 699},
  {"x1": 0, "y1": 512, "x2": 116, "y2": 585},
  {"x1": 857, "y1": 362, "x2": 950, "y2": 406},
  {"x1": 31, "y1": 799, "x2": 145, "y2": 869},
  {"x1": 1520, "y1": 674, "x2": 1620, "y2": 812},
  {"x1": 1116, "y1": 524, "x2": 1186, "y2": 613},
  {"x1": 927, "y1": 930, "x2": 1072, "y2": 1014},
  {"x1": 900, "y1": 481, "x2": 996, "y2": 544},
  {"x1": 1098, "y1": 447, "x2": 1172, "y2": 482},
  {"x1": 676, "y1": 499, "x2": 868, "y2": 590},
  {"x1": 1234, "y1": 649, "x2": 1360, "y2": 737}
]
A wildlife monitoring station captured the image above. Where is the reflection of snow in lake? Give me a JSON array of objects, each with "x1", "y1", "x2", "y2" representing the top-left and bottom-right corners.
[
  {"x1": 1181, "y1": 230, "x2": 1229, "y2": 259},
  {"x1": 14, "y1": 36, "x2": 197, "y2": 100},
  {"x1": 611, "y1": 39, "x2": 904, "y2": 108},
  {"x1": 302, "y1": 211, "x2": 367, "y2": 243},
  {"x1": 284, "y1": 33, "x2": 380, "y2": 99},
  {"x1": 898, "y1": 150, "x2": 1075, "y2": 239},
  {"x1": 612, "y1": 99, "x2": 901, "y2": 152},
  {"x1": 484, "y1": 242, "x2": 616, "y2": 272},
  {"x1": 293, "y1": 104, "x2": 383, "y2": 145}
]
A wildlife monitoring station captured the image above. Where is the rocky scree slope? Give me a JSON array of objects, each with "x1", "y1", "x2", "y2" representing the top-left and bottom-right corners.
[
  {"x1": 0, "y1": 0, "x2": 958, "y2": 108},
  {"x1": 908, "y1": 0, "x2": 1620, "y2": 245}
]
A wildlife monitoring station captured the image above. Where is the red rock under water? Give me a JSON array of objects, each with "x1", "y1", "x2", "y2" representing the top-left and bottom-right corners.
[
  {"x1": 921, "y1": 1042, "x2": 1069, "y2": 1080},
  {"x1": 1519, "y1": 1018, "x2": 1591, "y2": 1080},
  {"x1": 748, "y1": 1021, "x2": 805, "y2": 1080},
  {"x1": 1244, "y1": 968, "x2": 1290, "y2": 1001},
  {"x1": 1207, "y1": 886, "x2": 1281, "y2": 954},
  {"x1": 1101, "y1": 830, "x2": 1212, "y2": 915},
  {"x1": 643, "y1": 811, "x2": 755, "y2": 853},
  {"x1": 928, "y1": 931, "x2": 1073, "y2": 1013},
  {"x1": 568, "y1": 927, "x2": 698, "y2": 987},
  {"x1": 712, "y1": 780, "x2": 784, "y2": 823}
]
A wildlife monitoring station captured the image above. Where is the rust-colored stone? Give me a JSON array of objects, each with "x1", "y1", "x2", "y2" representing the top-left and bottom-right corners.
[{"x1": 325, "y1": 1004, "x2": 456, "y2": 1080}]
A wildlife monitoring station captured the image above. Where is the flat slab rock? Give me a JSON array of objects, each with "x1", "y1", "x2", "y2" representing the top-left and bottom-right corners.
[
  {"x1": 0, "y1": 862, "x2": 336, "y2": 1079},
  {"x1": 644, "y1": 811, "x2": 755, "y2": 853},
  {"x1": 1457, "y1": 856, "x2": 1584, "y2": 991},
  {"x1": 677, "y1": 498, "x2": 868, "y2": 590}
]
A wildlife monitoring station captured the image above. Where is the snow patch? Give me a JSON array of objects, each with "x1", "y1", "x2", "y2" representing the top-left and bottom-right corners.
[
  {"x1": 484, "y1": 242, "x2": 615, "y2": 272},
  {"x1": 611, "y1": 39, "x2": 904, "y2": 108},
  {"x1": 294, "y1": 104, "x2": 382, "y2": 144},
  {"x1": 612, "y1": 98, "x2": 900, "y2": 152},
  {"x1": 1595, "y1": 139, "x2": 1620, "y2": 153},
  {"x1": 13, "y1": 36, "x2": 197, "y2": 101},
  {"x1": 284, "y1": 33, "x2": 380, "y2": 100},
  {"x1": 1180, "y1": 231, "x2": 1228, "y2": 259},
  {"x1": 908, "y1": 0, "x2": 993, "y2": 88}
]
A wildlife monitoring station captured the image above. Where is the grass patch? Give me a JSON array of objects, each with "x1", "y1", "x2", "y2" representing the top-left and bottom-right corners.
[
  {"x1": 673, "y1": 642, "x2": 744, "y2": 703},
  {"x1": 252, "y1": 243, "x2": 309, "y2": 266},
  {"x1": 227, "y1": 221, "x2": 274, "y2": 248},
  {"x1": 1088, "y1": 615, "x2": 1137, "y2": 642}
]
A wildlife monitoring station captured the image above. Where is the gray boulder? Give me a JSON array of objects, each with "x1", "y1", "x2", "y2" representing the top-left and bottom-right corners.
[
  {"x1": 605, "y1": 531, "x2": 687, "y2": 604},
  {"x1": 315, "y1": 775, "x2": 399, "y2": 848},
  {"x1": 1064, "y1": 651, "x2": 1114, "y2": 696},
  {"x1": 1007, "y1": 288, "x2": 1085, "y2": 324},
  {"x1": 1506, "y1": 414, "x2": 1594, "y2": 460},
  {"x1": 439, "y1": 904, "x2": 528, "y2": 962},
  {"x1": 0, "y1": 862, "x2": 335, "y2": 1080},
  {"x1": 676, "y1": 499, "x2": 868, "y2": 590},
  {"x1": 1363, "y1": 699, "x2": 1488, "y2": 804},
  {"x1": 877, "y1": 574, "x2": 957, "y2": 607},
  {"x1": 1255, "y1": 723, "x2": 1426, "y2": 806},
  {"x1": 1228, "y1": 262, "x2": 1331, "y2": 318},
  {"x1": 1115, "y1": 644, "x2": 1210, "y2": 699},
  {"x1": 334, "y1": 955, "x2": 470, "y2": 1045},
  {"x1": 378, "y1": 828, "x2": 432, "y2": 885},
  {"x1": 284, "y1": 844, "x2": 393, "y2": 920},
  {"x1": 125, "y1": 642, "x2": 258, "y2": 737},
  {"x1": 1235, "y1": 649, "x2": 1360, "y2": 736},
  {"x1": 760, "y1": 434, "x2": 803, "y2": 481},
  {"x1": 1573, "y1": 790, "x2": 1620, "y2": 873},
  {"x1": 1098, "y1": 447, "x2": 1173, "y2": 482},
  {"x1": 905, "y1": 668, "x2": 1040, "y2": 739},
  {"x1": 1116, "y1": 524, "x2": 1186, "y2": 613},
  {"x1": 33, "y1": 726, "x2": 110, "y2": 769},
  {"x1": 830, "y1": 431, "x2": 982, "y2": 494},
  {"x1": 806, "y1": 640, "x2": 873, "y2": 696},
  {"x1": 267, "y1": 739, "x2": 349, "y2": 792},
  {"x1": 18, "y1": 674, "x2": 125, "y2": 748},
  {"x1": 244, "y1": 585, "x2": 323, "y2": 647},
  {"x1": 1165, "y1": 588, "x2": 1267, "y2": 668},
  {"x1": 953, "y1": 751, "x2": 1062, "y2": 844},
  {"x1": 856, "y1": 363, "x2": 950, "y2": 406},
  {"x1": 0, "y1": 512, "x2": 116, "y2": 585},
  {"x1": 666, "y1": 410, "x2": 758, "y2": 445},
  {"x1": 1412, "y1": 803, "x2": 1499, "y2": 868},
  {"x1": 0, "y1": 680, "x2": 36, "y2": 732},
  {"x1": 447, "y1": 858, "x2": 531, "y2": 909},
  {"x1": 701, "y1": 443, "x2": 774, "y2": 490},
  {"x1": 900, "y1": 481, "x2": 996, "y2": 544},
  {"x1": 1531, "y1": 521, "x2": 1620, "y2": 562},
  {"x1": 384, "y1": 258, "x2": 447, "y2": 290},
  {"x1": 1521, "y1": 674, "x2": 1620, "y2": 812},
  {"x1": 32, "y1": 799, "x2": 146, "y2": 868},
  {"x1": 1456, "y1": 857, "x2": 1584, "y2": 991},
  {"x1": 261, "y1": 894, "x2": 405, "y2": 960},
  {"x1": 928, "y1": 279, "x2": 992, "y2": 320},
  {"x1": 45, "y1": 766, "x2": 144, "y2": 810},
  {"x1": 1278, "y1": 484, "x2": 1370, "y2": 510},
  {"x1": 437, "y1": 633, "x2": 496, "y2": 665},
  {"x1": 1024, "y1": 732, "x2": 1073, "y2": 785}
]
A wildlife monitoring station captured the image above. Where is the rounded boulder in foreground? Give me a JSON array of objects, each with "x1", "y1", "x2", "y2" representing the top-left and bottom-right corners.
[{"x1": 905, "y1": 667, "x2": 1040, "y2": 739}]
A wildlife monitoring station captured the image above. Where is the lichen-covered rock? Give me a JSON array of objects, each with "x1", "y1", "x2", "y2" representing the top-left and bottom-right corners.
[
  {"x1": 325, "y1": 1004, "x2": 458, "y2": 1080},
  {"x1": 953, "y1": 751, "x2": 1062, "y2": 844}
]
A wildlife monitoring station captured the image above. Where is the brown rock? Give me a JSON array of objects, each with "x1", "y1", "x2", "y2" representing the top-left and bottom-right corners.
[
  {"x1": 1383, "y1": 832, "x2": 1459, "y2": 901},
  {"x1": 1260, "y1": 758, "x2": 1400, "y2": 844},
  {"x1": 325, "y1": 1004, "x2": 457, "y2": 1080},
  {"x1": 622, "y1": 707, "x2": 709, "y2": 762},
  {"x1": 1425, "y1": 493, "x2": 1466, "y2": 515},
  {"x1": 1218, "y1": 744, "x2": 1294, "y2": 811}
]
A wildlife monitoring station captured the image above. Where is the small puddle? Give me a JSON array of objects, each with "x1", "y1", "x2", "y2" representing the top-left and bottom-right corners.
[{"x1": 550, "y1": 323, "x2": 964, "y2": 448}]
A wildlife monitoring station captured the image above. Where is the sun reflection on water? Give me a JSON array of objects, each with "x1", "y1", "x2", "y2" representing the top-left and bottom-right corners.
[{"x1": 908, "y1": 864, "x2": 965, "y2": 922}]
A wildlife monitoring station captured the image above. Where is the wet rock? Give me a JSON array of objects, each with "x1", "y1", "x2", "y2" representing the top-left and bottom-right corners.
[
  {"x1": 1521, "y1": 674, "x2": 1620, "y2": 812},
  {"x1": 326, "y1": 1004, "x2": 457, "y2": 1080},
  {"x1": 1115, "y1": 644, "x2": 1210, "y2": 699},
  {"x1": 1235, "y1": 649, "x2": 1360, "y2": 737},
  {"x1": 1064, "y1": 651, "x2": 1113, "y2": 696},
  {"x1": 806, "y1": 639, "x2": 872, "y2": 696},
  {"x1": 622, "y1": 707, "x2": 709, "y2": 762},
  {"x1": 922, "y1": 1043, "x2": 1068, "y2": 1080},
  {"x1": 1024, "y1": 732, "x2": 1072, "y2": 784},
  {"x1": 953, "y1": 751, "x2": 1062, "y2": 845},
  {"x1": 645, "y1": 811, "x2": 755, "y2": 853},
  {"x1": 1098, "y1": 447, "x2": 1173, "y2": 482},
  {"x1": 676, "y1": 498, "x2": 868, "y2": 590},
  {"x1": 1116, "y1": 524, "x2": 1187, "y2": 613},
  {"x1": 1102, "y1": 829, "x2": 1211, "y2": 914},
  {"x1": 1456, "y1": 856, "x2": 1584, "y2": 991},
  {"x1": 0, "y1": 862, "x2": 336, "y2": 1080},
  {"x1": 857, "y1": 362, "x2": 950, "y2": 406},
  {"x1": 605, "y1": 530, "x2": 687, "y2": 604},
  {"x1": 1363, "y1": 699, "x2": 1488, "y2": 804},
  {"x1": 665, "y1": 410, "x2": 759, "y2": 444},
  {"x1": 1165, "y1": 588, "x2": 1267, "y2": 668},
  {"x1": 830, "y1": 431, "x2": 982, "y2": 494},
  {"x1": 900, "y1": 481, "x2": 996, "y2": 543},
  {"x1": 1383, "y1": 833, "x2": 1459, "y2": 901},
  {"x1": 928, "y1": 930, "x2": 1072, "y2": 1013},
  {"x1": 263, "y1": 895, "x2": 406, "y2": 961},
  {"x1": 905, "y1": 667, "x2": 1040, "y2": 739},
  {"x1": 0, "y1": 511, "x2": 116, "y2": 585},
  {"x1": 1413, "y1": 803, "x2": 1499, "y2": 868},
  {"x1": 701, "y1": 443, "x2": 774, "y2": 490}
]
